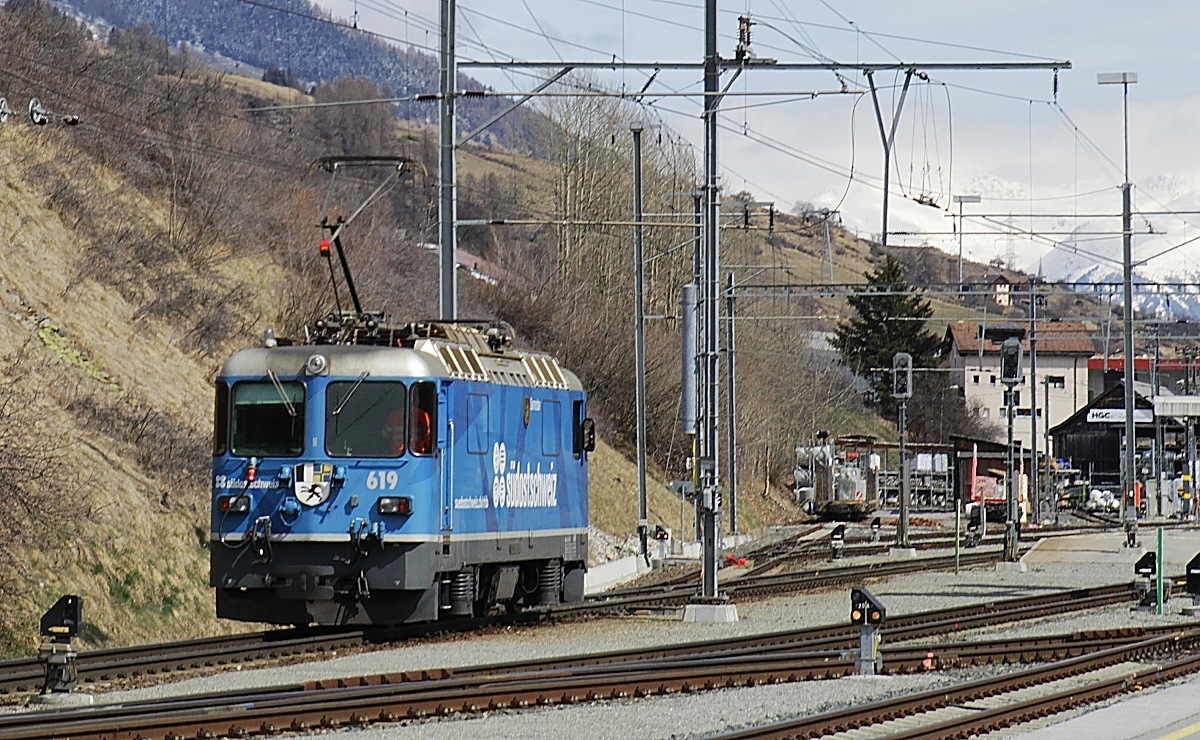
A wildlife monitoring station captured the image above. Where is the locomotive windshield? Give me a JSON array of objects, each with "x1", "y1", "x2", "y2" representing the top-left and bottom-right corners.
[
  {"x1": 326, "y1": 381, "x2": 407, "y2": 457},
  {"x1": 231, "y1": 381, "x2": 305, "y2": 457}
]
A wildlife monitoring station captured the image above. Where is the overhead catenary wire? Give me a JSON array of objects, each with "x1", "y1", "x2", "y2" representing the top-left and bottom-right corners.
[{"x1": 222, "y1": 0, "x2": 1200, "y2": 284}]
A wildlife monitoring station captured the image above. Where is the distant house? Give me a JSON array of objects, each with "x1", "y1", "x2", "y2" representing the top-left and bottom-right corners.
[
  {"x1": 944, "y1": 321, "x2": 1095, "y2": 449},
  {"x1": 988, "y1": 275, "x2": 1028, "y2": 308}
]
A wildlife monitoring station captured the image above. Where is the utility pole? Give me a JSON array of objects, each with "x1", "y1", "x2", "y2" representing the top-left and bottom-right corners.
[
  {"x1": 631, "y1": 123, "x2": 649, "y2": 562},
  {"x1": 1190, "y1": 351, "x2": 1198, "y2": 522},
  {"x1": 1028, "y1": 279, "x2": 1039, "y2": 524},
  {"x1": 438, "y1": 0, "x2": 457, "y2": 320},
  {"x1": 699, "y1": 0, "x2": 722, "y2": 601},
  {"x1": 726, "y1": 272, "x2": 738, "y2": 535},
  {"x1": 1001, "y1": 337, "x2": 1023, "y2": 561},
  {"x1": 1043, "y1": 375, "x2": 1054, "y2": 524},
  {"x1": 1153, "y1": 324, "x2": 1162, "y2": 516},
  {"x1": 1098, "y1": 71, "x2": 1137, "y2": 538}
]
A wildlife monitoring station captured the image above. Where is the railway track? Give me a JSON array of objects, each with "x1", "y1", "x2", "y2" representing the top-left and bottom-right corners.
[
  {"x1": 0, "y1": 612, "x2": 552, "y2": 697},
  {"x1": 586, "y1": 546, "x2": 1020, "y2": 609},
  {"x1": 0, "y1": 582, "x2": 1157, "y2": 740},
  {"x1": 0, "y1": 543, "x2": 1036, "y2": 697},
  {"x1": 657, "y1": 523, "x2": 1131, "y2": 585},
  {"x1": 706, "y1": 629, "x2": 1200, "y2": 739}
]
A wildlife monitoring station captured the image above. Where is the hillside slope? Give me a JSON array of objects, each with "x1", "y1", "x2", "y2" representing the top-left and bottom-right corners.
[{"x1": 0, "y1": 125, "x2": 261, "y2": 650}]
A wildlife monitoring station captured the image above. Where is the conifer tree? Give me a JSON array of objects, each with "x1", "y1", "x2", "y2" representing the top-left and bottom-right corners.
[{"x1": 831, "y1": 255, "x2": 941, "y2": 407}]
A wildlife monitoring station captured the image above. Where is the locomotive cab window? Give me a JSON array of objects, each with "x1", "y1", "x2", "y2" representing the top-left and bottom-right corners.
[
  {"x1": 213, "y1": 381, "x2": 229, "y2": 456},
  {"x1": 326, "y1": 381, "x2": 407, "y2": 458},
  {"x1": 572, "y1": 400, "x2": 584, "y2": 458},
  {"x1": 231, "y1": 381, "x2": 305, "y2": 457},
  {"x1": 410, "y1": 381, "x2": 438, "y2": 456}
]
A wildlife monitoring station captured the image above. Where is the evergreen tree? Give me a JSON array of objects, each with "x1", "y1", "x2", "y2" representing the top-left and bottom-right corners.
[{"x1": 831, "y1": 255, "x2": 941, "y2": 408}]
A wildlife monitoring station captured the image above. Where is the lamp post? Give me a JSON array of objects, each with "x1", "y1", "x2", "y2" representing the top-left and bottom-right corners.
[
  {"x1": 1097, "y1": 71, "x2": 1138, "y2": 537},
  {"x1": 953, "y1": 194, "x2": 981, "y2": 290},
  {"x1": 1043, "y1": 375, "x2": 1055, "y2": 524}
]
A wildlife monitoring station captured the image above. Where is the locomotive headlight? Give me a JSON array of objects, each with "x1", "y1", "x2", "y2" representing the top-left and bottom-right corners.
[
  {"x1": 378, "y1": 496, "x2": 412, "y2": 515},
  {"x1": 218, "y1": 494, "x2": 252, "y2": 514},
  {"x1": 305, "y1": 353, "x2": 329, "y2": 375}
]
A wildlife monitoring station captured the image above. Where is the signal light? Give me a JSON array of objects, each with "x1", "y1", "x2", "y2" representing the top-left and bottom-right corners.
[
  {"x1": 319, "y1": 240, "x2": 332, "y2": 257},
  {"x1": 892, "y1": 352, "x2": 913, "y2": 400},
  {"x1": 850, "y1": 586, "x2": 886, "y2": 625},
  {"x1": 1000, "y1": 337, "x2": 1023, "y2": 387},
  {"x1": 378, "y1": 496, "x2": 412, "y2": 515},
  {"x1": 1135, "y1": 551, "x2": 1157, "y2": 578},
  {"x1": 218, "y1": 494, "x2": 252, "y2": 514}
]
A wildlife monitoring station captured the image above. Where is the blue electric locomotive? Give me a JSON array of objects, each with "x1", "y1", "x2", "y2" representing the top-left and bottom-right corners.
[{"x1": 210, "y1": 314, "x2": 594, "y2": 625}]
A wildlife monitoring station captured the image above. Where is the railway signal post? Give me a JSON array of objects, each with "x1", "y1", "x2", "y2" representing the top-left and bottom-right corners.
[
  {"x1": 34, "y1": 595, "x2": 89, "y2": 705},
  {"x1": 1000, "y1": 338, "x2": 1023, "y2": 563},
  {"x1": 893, "y1": 353, "x2": 913, "y2": 549},
  {"x1": 851, "y1": 586, "x2": 886, "y2": 675},
  {"x1": 1183, "y1": 551, "x2": 1200, "y2": 617}
]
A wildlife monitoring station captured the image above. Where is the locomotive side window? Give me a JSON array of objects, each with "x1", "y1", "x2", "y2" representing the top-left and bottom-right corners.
[
  {"x1": 572, "y1": 400, "x2": 583, "y2": 458},
  {"x1": 410, "y1": 381, "x2": 438, "y2": 456},
  {"x1": 542, "y1": 399, "x2": 561, "y2": 456},
  {"x1": 467, "y1": 393, "x2": 488, "y2": 454},
  {"x1": 326, "y1": 381, "x2": 407, "y2": 458},
  {"x1": 231, "y1": 381, "x2": 305, "y2": 457},
  {"x1": 213, "y1": 381, "x2": 229, "y2": 455}
]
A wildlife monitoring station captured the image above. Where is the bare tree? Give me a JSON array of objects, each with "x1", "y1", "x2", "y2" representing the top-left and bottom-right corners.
[{"x1": 0, "y1": 344, "x2": 92, "y2": 646}]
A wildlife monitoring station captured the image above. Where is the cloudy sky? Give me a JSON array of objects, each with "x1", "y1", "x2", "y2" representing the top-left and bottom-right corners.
[{"x1": 313, "y1": 0, "x2": 1200, "y2": 283}]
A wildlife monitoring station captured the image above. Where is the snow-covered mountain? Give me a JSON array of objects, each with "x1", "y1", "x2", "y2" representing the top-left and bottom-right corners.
[
  {"x1": 1030, "y1": 174, "x2": 1200, "y2": 320},
  {"x1": 855, "y1": 170, "x2": 1200, "y2": 320}
]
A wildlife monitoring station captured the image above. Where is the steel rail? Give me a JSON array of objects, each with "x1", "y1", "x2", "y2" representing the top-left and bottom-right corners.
[
  {"x1": 630, "y1": 524, "x2": 1126, "y2": 587},
  {"x1": 3, "y1": 620, "x2": 1169, "y2": 740},
  {"x1": 705, "y1": 630, "x2": 1200, "y2": 739},
  {"x1": 883, "y1": 651, "x2": 1200, "y2": 739},
  {"x1": 584, "y1": 548, "x2": 1016, "y2": 609},
  {"x1": 0, "y1": 612, "x2": 552, "y2": 697}
]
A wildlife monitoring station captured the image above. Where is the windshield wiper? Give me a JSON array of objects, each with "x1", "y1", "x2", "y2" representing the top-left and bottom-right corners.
[
  {"x1": 332, "y1": 372, "x2": 370, "y2": 416},
  {"x1": 266, "y1": 369, "x2": 297, "y2": 418}
]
